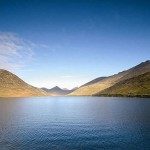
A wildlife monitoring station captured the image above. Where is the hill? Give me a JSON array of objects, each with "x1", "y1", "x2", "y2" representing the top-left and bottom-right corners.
[
  {"x1": 42, "y1": 86, "x2": 77, "y2": 96},
  {"x1": 69, "y1": 60, "x2": 150, "y2": 96},
  {"x1": 95, "y1": 72, "x2": 150, "y2": 97},
  {"x1": 0, "y1": 69, "x2": 47, "y2": 97},
  {"x1": 81, "y1": 77, "x2": 106, "y2": 87}
]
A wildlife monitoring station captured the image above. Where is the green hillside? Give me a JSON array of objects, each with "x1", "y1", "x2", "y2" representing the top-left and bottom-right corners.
[{"x1": 95, "y1": 72, "x2": 150, "y2": 97}]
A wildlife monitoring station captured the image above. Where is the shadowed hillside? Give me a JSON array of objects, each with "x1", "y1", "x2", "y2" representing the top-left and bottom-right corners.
[
  {"x1": 0, "y1": 69, "x2": 47, "y2": 97},
  {"x1": 95, "y1": 72, "x2": 150, "y2": 97}
]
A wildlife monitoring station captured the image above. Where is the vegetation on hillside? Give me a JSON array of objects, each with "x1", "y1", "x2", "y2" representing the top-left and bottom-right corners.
[{"x1": 95, "y1": 72, "x2": 150, "y2": 97}]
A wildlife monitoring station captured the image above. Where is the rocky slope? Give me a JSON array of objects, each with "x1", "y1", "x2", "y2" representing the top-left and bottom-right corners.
[{"x1": 0, "y1": 69, "x2": 47, "y2": 97}]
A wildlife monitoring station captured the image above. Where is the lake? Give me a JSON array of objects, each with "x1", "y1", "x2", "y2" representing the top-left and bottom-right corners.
[{"x1": 0, "y1": 97, "x2": 150, "y2": 150}]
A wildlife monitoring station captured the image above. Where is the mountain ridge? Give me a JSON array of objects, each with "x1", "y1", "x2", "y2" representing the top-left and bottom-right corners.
[
  {"x1": 0, "y1": 69, "x2": 47, "y2": 97},
  {"x1": 1, "y1": 60, "x2": 150, "y2": 97},
  {"x1": 69, "y1": 60, "x2": 150, "y2": 96},
  {"x1": 41, "y1": 86, "x2": 77, "y2": 96},
  {"x1": 95, "y1": 71, "x2": 150, "y2": 97}
]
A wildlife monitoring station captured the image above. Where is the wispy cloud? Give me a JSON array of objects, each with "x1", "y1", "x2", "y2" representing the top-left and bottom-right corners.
[{"x1": 0, "y1": 32, "x2": 35, "y2": 71}]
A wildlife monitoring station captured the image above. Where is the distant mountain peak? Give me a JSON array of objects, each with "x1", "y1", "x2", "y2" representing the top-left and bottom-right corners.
[
  {"x1": 41, "y1": 86, "x2": 78, "y2": 96},
  {"x1": 51, "y1": 86, "x2": 62, "y2": 90}
]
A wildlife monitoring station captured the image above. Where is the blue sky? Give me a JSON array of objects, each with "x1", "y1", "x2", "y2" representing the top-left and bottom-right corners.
[{"x1": 0, "y1": 0, "x2": 150, "y2": 89}]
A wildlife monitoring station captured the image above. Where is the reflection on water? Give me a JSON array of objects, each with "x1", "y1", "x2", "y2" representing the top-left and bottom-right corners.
[{"x1": 0, "y1": 97, "x2": 150, "y2": 150}]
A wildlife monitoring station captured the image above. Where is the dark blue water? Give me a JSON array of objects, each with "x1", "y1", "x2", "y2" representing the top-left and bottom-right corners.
[{"x1": 0, "y1": 97, "x2": 150, "y2": 150}]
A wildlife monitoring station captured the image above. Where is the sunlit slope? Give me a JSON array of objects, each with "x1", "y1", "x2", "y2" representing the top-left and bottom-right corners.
[
  {"x1": 95, "y1": 72, "x2": 150, "y2": 97},
  {"x1": 81, "y1": 77, "x2": 106, "y2": 87},
  {"x1": 0, "y1": 69, "x2": 47, "y2": 97},
  {"x1": 69, "y1": 60, "x2": 150, "y2": 96},
  {"x1": 69, "y1": 71, "x2": 128, "y2": 96}
]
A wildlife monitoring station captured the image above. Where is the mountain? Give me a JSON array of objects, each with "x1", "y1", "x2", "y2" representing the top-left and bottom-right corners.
[
  {"x1": 71, "y1": 87, "x2": 78, "y2": 90},
  {"x1": 81, "y1": 77, "x2": 106, "y2": 87},
  {"x1": 95, "y1": 72, "x2": 150, "y2": 97},
  {"x1": 69, "y1": 71, "x2": 127, "y2": 96},
  {"x1": 41, "y1": 86, "x2": 77, "y2": 96},
  {"x1": 0, "y1": 69, "x2": 47, "y2": 97},
  {"x1": 69, "y1": 60, "x2": 150, "y2": 96}
]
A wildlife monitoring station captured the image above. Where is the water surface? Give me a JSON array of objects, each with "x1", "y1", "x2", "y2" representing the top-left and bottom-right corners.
[{"x1": 0, "y1": 97, "x2": 150, "y2": 150}]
